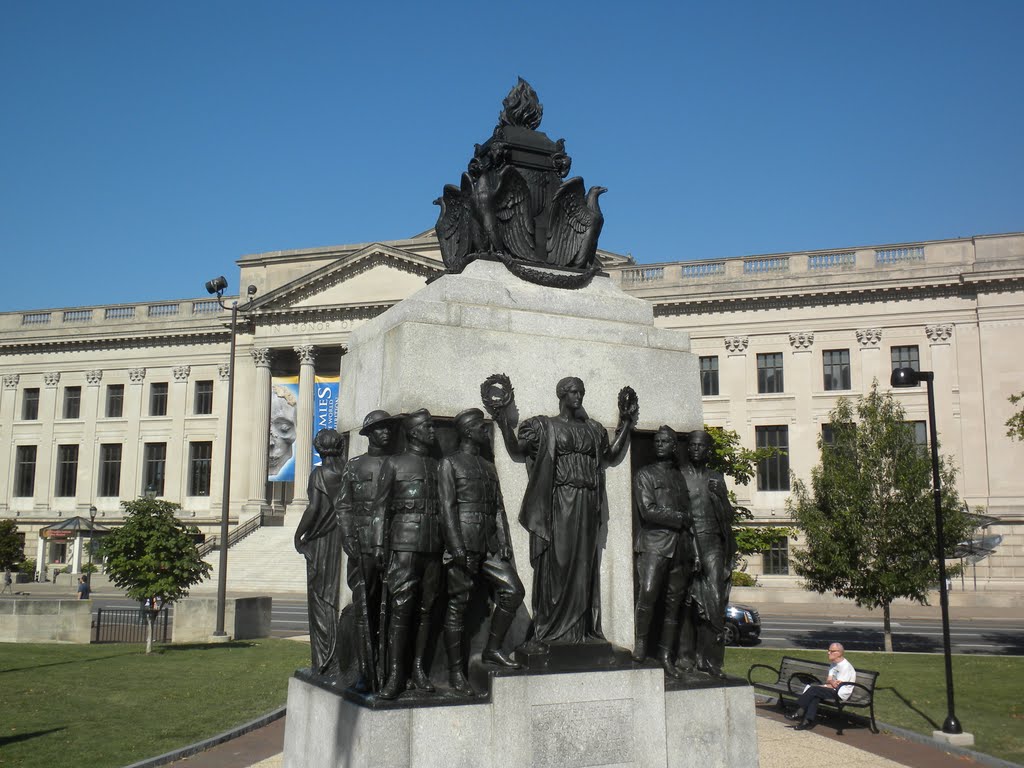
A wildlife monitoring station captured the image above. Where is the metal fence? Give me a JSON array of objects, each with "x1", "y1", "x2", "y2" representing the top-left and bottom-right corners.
[{"x1": 93, "y1": 607, "x2": 172, "y2": 644}]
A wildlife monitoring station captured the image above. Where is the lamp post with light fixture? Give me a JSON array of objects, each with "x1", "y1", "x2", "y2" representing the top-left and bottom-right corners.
[
  {"x1": 890, "y1": 366, "x2": 963, "y2": 737},
  {"x1": 205, "y1": 276, "x2": 258, "y2": 638}
]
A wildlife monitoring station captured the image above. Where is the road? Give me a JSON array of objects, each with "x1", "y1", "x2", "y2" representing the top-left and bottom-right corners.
[
  {"x1": 90, "y1": 598, "x2": 1024, "y2": 656},
  {"x1": 750, "y1": 612, "x2": 1024, "y2": 656}
]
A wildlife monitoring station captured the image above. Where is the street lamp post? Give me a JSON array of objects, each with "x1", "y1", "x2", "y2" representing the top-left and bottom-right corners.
[
  {"x1": 205, "y1": 276, "x2": 257, "y2": 637},
  {"x1": 890, "y1": 367, "x2": 963, "y2": 736}
]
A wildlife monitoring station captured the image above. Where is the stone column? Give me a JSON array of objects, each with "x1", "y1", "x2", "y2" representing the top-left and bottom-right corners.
[
  {"x1": 169, "y1": 365, "x2": 191, "y2": 501},
  {"x1": 288, "y1": 345, "x2": 317, "y2": 516},
  {"x1": 926, "y1": 324, "x2": 957, "y2": 448},
  {"x1": 35, "y1": 535, "x2": 46, "y2": 581},
  {"x1": 0, "y1": 374, "x2": 19, "y2": 515},
  {"x1": 856, "y1": 328, "x2": 883, "y2": 393},
  {"x1": 124, "y1": 369, "x2": 147, "y2": 506},
  {"x1": 71, "y1": 534, "x2": 83, "y2": 574},
  {"x1": 789, "y1": 332, "x2": 815, "y2": 481},
  {"x1": 81, "y1": 370, "x2": 103, "y2": 506},
  {"x1": 36, "y1": 373, "x2": 62, "y2": 516},
  {"x1": 245, "y1": 348, "x2": 274, "y2": 516}
]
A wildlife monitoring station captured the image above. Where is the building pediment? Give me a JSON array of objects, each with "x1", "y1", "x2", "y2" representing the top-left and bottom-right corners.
[{"x1": 251, "y1": 244, "x2": 444, "y2": 315}]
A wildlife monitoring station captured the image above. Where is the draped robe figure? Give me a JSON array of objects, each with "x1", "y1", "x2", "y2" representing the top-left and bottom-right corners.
[
  {"x1": 294, "y1": 429, "x2": 347, "y2": 677},
  {"x1": 494, "y1": 376, "x2": 636, "y2": 649}
]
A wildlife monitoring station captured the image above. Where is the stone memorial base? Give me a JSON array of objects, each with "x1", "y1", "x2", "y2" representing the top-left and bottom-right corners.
[{"x1": 282, "y1": 667, "x2": 758, "y2": 768}]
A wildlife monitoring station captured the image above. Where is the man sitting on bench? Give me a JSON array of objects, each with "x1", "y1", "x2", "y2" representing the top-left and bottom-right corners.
[{"x1": 787, "y1": 643, "x2": 857, "y2": 730}]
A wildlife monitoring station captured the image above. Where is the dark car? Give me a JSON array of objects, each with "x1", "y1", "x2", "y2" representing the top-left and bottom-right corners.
[{"x1": 724, "y1": 603, "x2": 761, "y2": 645}]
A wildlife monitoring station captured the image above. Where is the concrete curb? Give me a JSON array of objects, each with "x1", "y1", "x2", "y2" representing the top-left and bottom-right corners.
[
  {"x1": 120, "y1": 706, "x2": 286, "y2": 768},
  {"x1": 755, "y1": 694, "x2": 1022, "y2": 768}
]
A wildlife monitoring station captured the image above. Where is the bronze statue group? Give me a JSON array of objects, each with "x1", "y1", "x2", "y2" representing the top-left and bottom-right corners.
[{"x1": 294, "y1": 376, "x2": 736, "y2": 702}]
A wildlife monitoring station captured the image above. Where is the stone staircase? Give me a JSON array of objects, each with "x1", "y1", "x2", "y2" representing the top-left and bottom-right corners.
[{"x1": 194, "y1": 518, "x2": 308, "y2": 595}]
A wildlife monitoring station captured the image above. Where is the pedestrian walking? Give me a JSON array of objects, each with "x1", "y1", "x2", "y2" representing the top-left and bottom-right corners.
[{"x1": 2, "y1": 569, "x2": 13, "y2": 595}]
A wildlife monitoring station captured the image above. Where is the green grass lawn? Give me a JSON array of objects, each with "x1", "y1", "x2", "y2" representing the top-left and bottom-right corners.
[
  {"x1": 0, "y1": 639, "x2": 311, "y2": 768},
  {"x1": 726, "y1": 647, "x2": 1024, "y2": 765},
  {"x1": 3, "y1": 641, "x2": 1021, "y2": 767}
]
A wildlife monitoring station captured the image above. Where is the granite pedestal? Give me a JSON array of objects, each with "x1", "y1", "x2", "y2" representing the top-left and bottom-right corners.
[{"x1": 282, "y1": 665, "x2": 758, "y2": 768}]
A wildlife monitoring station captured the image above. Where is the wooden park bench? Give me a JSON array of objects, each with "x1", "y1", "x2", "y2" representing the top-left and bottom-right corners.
[{"x1": 746, "y1": 655, "x2": 880, "y2": 735}]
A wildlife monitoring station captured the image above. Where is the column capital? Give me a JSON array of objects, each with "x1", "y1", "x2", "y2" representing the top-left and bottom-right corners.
[
  {"x1": 294, "y1": 345, "x2": 317, "y2": 365},
  {"x1": 2, "y1": 373, "x2": 19, "y2": 389},
  {"x1": 85, "y1": 370, "x2": 103, "y2": 386},
  {"x1": 250, "y1": 348, "x2": 274, "y2": 368},
  {"x1": 856, "y1": 328, "x2": 882, "y2": 347},
  {"x1": 218, "y1": 363, "x2": 231, "y2": 381},
  {"x1": 724, "y1": 336, "x2": 749, "y2": 354},
  {"x1": 44, "y1": 372, "x2": 61, "y2": 388},
  {"x1": 129, "y1": 368, "x2": 146, "y2": 384},
  {"x1": 172, "y1": 365, "x2": 191, "y2": 382},
  {"x1": 925, "y1": 324, "x2": 953, "y2": 344},
  {"x1": 789, "y1": 331, "x2": 814, "y2": 350}
]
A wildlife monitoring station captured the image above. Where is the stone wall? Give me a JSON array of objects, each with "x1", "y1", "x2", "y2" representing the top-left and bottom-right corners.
[
  {"x1": 171, "y1": 596, "x2": 272, "y2": 642},
  {"x1": 0, "y1": 598, "x2": 92, "y2": 643}
]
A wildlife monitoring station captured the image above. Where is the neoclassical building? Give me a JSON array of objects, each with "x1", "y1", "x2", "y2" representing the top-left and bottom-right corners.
[{"x1": 2, "y1": 230, "x2": 1022, "y2": 590}]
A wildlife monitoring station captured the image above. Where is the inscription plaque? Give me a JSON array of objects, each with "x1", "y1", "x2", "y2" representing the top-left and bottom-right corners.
[{"x1": 531, "y1": 699, "x2": 634, "y2": 767}]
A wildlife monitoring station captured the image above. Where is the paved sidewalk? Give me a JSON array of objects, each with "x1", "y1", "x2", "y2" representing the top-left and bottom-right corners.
[{"x1": 166, "y1": 703, "x2": 999, "y2": 768}]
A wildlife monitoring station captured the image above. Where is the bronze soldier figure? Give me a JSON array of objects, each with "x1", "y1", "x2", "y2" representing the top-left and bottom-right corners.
[
  {"x1": 294, "y1": 429, "x2": 347, "y2": 677},
  {"x1": 632, "y1": 425, "x2": 701, "y2": 678},
  {"x1": 334, "y1": 410, "x2": 397, "y2": 692},
  {"x1": 439, "y1": 408, "x2": 525, "y2": 696},
  {"x1": 373, "y1": 409, "x2": 445, "y2": 700},
  {"x1": 677, "y1": 429, "x2": 736, "y2": 678}
]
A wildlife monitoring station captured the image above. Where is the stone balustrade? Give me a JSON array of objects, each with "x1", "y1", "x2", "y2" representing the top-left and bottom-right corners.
[
  {"x1": 616, "y1": 239, "x2": 969, "y2": 289},
  {"x1": 2, "y1": 298, "x2": 228, "y2": 332}
]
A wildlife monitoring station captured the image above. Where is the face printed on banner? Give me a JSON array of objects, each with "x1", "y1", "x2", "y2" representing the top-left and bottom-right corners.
[{"x1": 268, "y1": 385, "x2": 297, "y2": 476}]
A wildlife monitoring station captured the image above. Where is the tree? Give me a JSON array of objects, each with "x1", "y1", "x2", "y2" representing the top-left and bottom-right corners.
[
  {"x1": 100, "y1": 498, "x2": 212, "y2": 653},
  {"x1": 1007, "y1": 392, "x2": 1024, "y2": 442},
  {"x1": 0, "y1": 520, "x2": 24, "y2": 570},
  {"x1": 787, "y1": 383, "x2": 972, "y2": 651},
  {"x1": 704, "y1": 425, "x2": 795, "y2": 564}
]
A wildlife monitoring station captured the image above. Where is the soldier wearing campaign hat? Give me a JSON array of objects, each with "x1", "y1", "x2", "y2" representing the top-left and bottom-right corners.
[
  {"x1": 335, "y1": 409, "x2": 398, "y2": 692},
  {"x1": 373, "y1": 409, "x2": 445, "y2": 700},
  {"x1": 439, "y1": 408, "x2": 525, "y2": 696}
]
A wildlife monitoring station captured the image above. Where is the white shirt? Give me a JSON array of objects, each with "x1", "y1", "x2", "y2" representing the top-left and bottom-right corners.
[{"x1": 829, "y1": 658, "x2": 857, "y2": 701}]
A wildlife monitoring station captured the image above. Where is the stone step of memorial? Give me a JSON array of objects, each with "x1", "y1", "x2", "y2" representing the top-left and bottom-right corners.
[{"x1": 196, "y1": 522, "x2": 307, "y2": 595}]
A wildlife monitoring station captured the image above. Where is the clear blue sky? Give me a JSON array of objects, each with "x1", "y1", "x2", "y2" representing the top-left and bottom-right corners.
[{"x1": 2, "y1": 1, "x2": 1022, "y2": 311}]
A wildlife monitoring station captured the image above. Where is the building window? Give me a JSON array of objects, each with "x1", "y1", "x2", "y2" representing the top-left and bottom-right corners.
[
  {"x1": 21, "y1": 388, "x2": 40, "y2": 420},
  {"x1": 194, "y1": 380, "x2": 214, "y2": 415},
  {"x1": 105, "y1": 384, "x2": 124, "y2": 418},
  {"x1": 188, "y1": 441, "x2": 213, "y2": 496},
  {"x1": 823, "y1": 349, "x2": 851, "y2": 391},
  {"x1": 55, "y1": 444, "x2": 79, "y2": 497},
  {"x1": 755, "y1": 425, "x2": 790, "y2": 491},
  {"x1": 891, "y1": 345, "x2": 920, "y2": 372},
  {"x1": 62, "y1": 386, "x2": 82, "y2": 419},
  {"x1": 699, "y1": 356, "x2": 720, "y2": 397},
  {"x1": 821, "y1": 423, "x2": 834, "y2": 447},
  {"x1": 763, "y1": 537, "x2": 790, "y2": 575},
  {"x1": 98, "y1": 444, "x2": 123, "y2": 497},
  {"x1": 14, "y1": 445, "x2": 37, "y2": 497},
  {"x1": 142, "y1": 442, "x2": 166, "y2": 496},
  {"x1": 757, "y1": 353, "x2": 784, "y2": 394},
  {"x1": 905, "y1": 420, "x2": 928, "y2": 451},
  {"x1": 149, "y1": 382, "x2": 168, "y2": 416}
]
